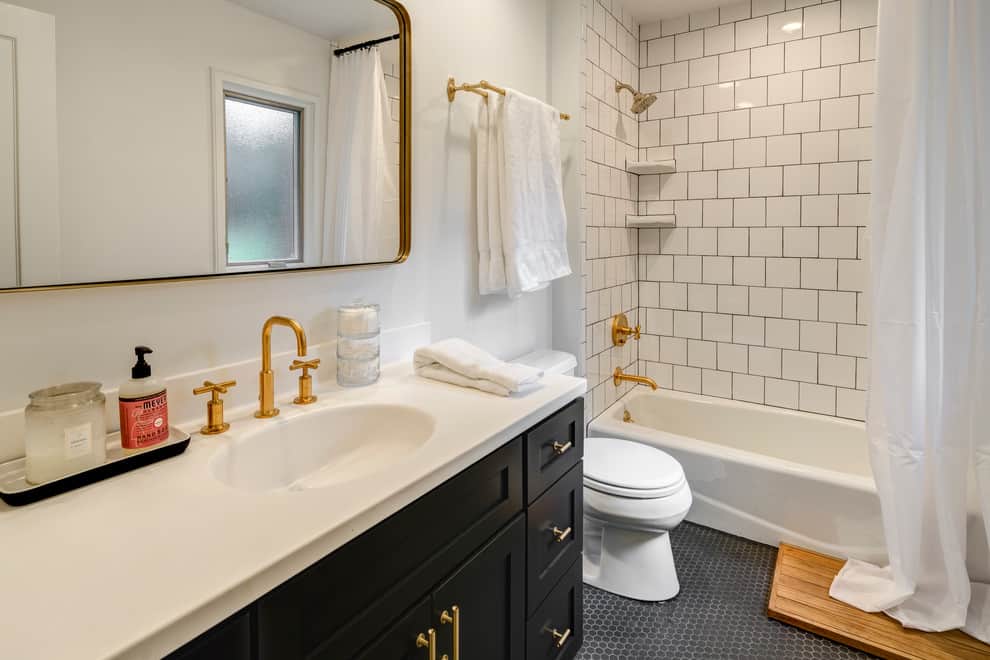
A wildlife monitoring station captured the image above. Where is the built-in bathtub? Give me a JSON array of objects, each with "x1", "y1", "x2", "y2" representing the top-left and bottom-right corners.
[
  {"x1": 591, "y1": 389, "x2": 887, "y2": 563},
  {"x1": 590, "y1": 389, "x2": 990, "y2": 578}
]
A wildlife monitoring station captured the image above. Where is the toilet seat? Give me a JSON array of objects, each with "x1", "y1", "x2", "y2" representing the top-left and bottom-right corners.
[{"x1": 584, "y1": 436, "x2": 686, "y2": 499}]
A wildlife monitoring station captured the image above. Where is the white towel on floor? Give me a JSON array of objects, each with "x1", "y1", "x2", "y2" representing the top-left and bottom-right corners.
[
  {"x1": 476, "y1": 95, "x2": 506, "y2": 294},
  {"x1": 497, "y1": 88, "x2": 572, "y2": 298},
  {"x1": 413, "y1": 338, "x2": 543, "y2": 396}
]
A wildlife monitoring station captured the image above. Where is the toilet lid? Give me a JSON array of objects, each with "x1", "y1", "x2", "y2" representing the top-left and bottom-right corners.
[{"x1": 584, "y1": 436, "x2": 686, "y2": 498}]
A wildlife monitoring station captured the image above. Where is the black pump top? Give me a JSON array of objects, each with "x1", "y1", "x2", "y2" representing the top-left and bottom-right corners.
[{"x1": 132, "y1": 346, "x2": 153, "y2": 379}]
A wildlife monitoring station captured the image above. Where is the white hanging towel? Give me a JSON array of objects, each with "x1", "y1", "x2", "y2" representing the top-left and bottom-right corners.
[
  {"x1": 497, "y1": 89, "x2": 571, "y2": 298},
  {"x1": 476, "y1": 94, "x2": 506, "y2": 294},
  {"x1": 413, "y1": 338, "x2": 543, "y2": 397}
]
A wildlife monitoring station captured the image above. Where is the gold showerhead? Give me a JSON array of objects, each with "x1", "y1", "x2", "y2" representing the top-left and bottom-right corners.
[{"x1": 615, "y1": 81, "x2": 658, "y2": 115}]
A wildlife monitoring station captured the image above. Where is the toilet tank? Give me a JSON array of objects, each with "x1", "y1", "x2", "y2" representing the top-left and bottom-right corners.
[{"x1": 512, "y1": 350, "x2": 578, "y2": 376}]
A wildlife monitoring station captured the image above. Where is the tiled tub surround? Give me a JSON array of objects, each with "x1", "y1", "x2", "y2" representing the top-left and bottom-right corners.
[
  {"x1": 582, "y1": 0, "x2": 644, "y2": 420},
  {"x1": 632, "y1": 0, "x2": 875, "y2": 421}
]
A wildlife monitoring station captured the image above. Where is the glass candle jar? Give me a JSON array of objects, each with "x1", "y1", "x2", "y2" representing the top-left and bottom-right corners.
[
  {"x1": 25, "y1": 382, "x2": 107, "y2": 484},
  {"x1": 337, "y1": 303, "x2": 381, "y2": 387}
]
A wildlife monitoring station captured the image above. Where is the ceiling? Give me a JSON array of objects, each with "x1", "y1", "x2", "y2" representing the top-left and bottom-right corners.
[
  {"x1": 620, "y1": 0, "x2": 728, "y2": 24},
  {"x1": 228, "y1": 0, "x2": 398, "y2": 43}
]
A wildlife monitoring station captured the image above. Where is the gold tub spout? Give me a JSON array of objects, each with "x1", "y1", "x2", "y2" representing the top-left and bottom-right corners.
[
  {"x1": 256, "y1": 316, "x2": 308, "y2": 418},
  {"x1": 613, "y1": 367, "x2": 658, "y2": 391}
]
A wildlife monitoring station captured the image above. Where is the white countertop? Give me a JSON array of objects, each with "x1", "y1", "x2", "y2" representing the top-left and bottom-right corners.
[{"x1": 0, "y1": 364, "x2": 586, "y2": 659}]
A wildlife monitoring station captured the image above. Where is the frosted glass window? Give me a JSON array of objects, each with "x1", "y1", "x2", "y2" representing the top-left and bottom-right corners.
[{"x1": 224, "y1": 94, "x2": 301, "y2": 266}]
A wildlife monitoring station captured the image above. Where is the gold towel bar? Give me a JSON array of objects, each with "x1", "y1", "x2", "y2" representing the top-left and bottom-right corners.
[{"x1": 446, "y1": 77, "x2": 571, "y2": 120}]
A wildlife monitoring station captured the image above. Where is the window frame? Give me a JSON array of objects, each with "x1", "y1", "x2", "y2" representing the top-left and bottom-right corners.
[
  {"x1": 210, "y1": 70, "x2": 321, "y2": 274},
  {"x1": 222, "y1": 91, "x2": 304, "y2": 269}
]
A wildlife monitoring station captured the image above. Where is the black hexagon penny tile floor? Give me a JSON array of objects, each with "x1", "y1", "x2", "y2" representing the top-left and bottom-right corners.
[{"x1": 576, "y1": 522, "x2": 875, "y2": 659}]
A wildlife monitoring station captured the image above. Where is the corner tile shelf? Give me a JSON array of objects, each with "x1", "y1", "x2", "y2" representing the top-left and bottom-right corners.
[
  {"x1": 626, "y1": 214, "x2": 675, "y2": 227},
  {"x1": 625, "y1": 159, "x2": 676, "y2": 175}
]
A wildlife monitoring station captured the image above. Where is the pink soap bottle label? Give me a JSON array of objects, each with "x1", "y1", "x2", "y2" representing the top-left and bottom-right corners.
[{"x1": 119, "y1": 391, "x2": 169, "y2": 449}]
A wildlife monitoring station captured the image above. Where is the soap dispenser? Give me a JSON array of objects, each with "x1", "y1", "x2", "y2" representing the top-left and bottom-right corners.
[{"x1": 118, "y1": 346, "x2": 169, "y2": 449}]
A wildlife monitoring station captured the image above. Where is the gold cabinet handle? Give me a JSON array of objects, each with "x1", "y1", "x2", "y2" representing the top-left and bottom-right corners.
[
  {"x1": 550, "y1": 627, "x2": 572, "y2": 648},
  {"x1": 415, "y1": 629, "x2": 436, "y2": 660},
  {"x1": 552, "y1": 440, "x2": 573, "y2": 455},
  {"x1": 439, "y1": 605, "x2": 460, "y2": 660},
  {"x1": 551, "y1": 526, "x2": 572, "y2": 543}
]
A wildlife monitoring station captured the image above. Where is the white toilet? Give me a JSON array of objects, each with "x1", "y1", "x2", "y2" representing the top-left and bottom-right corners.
[
  {"x1": 583, "y1": 436, "x2": 692, "y2": 601},
  {"x1": 510, "y1": 350, "x2": 692, "y2": 601}
]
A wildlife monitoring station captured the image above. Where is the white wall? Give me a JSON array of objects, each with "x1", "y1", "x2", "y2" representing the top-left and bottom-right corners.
[
  {"x1": 582, "y1": 0, "x2": 643, "y2": 420},
  {"x1": 10, "y1": 0, "x2": 333, "y2": 283},
  {"x1": 634, "y1": 0, "x2": 874, "y2": 420},
  {"x1": 0, "y1": 0, "x2": 562, "y2": 422}
]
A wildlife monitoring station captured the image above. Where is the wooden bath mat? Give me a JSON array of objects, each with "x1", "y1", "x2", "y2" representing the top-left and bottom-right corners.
[{"x1": 767, "y1": 543, "x2": 990, "y2": 659}]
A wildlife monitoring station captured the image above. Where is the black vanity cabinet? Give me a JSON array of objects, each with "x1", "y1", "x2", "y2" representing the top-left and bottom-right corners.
[{"x1": 166, "y1": 398, "x2": 584, "y2": 660}]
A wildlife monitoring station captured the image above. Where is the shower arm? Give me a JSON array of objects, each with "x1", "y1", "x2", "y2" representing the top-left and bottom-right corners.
[{"x1": 615, "y1": 82, "x2": 638, "y2": 96}]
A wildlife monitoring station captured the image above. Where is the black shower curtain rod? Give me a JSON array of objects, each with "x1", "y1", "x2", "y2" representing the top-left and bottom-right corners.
[{"x1": 333, "y1": 33, "x2": 400, "y2": 57}]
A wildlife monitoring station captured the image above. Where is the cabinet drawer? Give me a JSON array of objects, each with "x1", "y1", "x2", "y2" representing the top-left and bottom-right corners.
[
  {"x1": 257, "y1": 438, "x2": 523, "y2": 660},
  {"x1": 526, "y1": 559, "x2": 582, "y2": 660},
  {"x1": 165, "y1": 609, "x2": 252, "y2": 660},
  {"x1": 525, "y1": 398, "x2": 584, "y2": 503},
  {"x1": 527, "y1": 463, "x2": 583, "y2": 615}
]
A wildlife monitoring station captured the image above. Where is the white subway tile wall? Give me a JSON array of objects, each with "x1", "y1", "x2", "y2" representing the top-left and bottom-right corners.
[
  {"x1": 583, "y1": 0, "x2": 643, "y2": 421},
  {"x1": 633, "y1": 0, "x2": 874, "y2": 420}
]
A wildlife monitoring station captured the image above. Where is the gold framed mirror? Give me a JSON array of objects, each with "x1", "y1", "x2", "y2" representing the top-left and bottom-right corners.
[{"x1": 0, "y1": 0, "x2": 410, "y2": 293}]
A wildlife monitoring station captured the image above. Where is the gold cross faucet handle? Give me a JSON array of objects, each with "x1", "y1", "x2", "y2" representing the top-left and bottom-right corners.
[
  {"x1": 290, "y1": 358, "x2": 320, "y2": 405},
  {"x1": 611, "y1": 313, "x2": 641, "y2": 346},
  {"x1": 289, "y1": 358, "x2": 321, "y2": 375},
  {"x1": 192, "y1": 380, "x2": 237, "y2": 435}
]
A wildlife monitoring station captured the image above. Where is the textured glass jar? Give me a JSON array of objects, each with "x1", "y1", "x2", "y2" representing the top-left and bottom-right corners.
[
  {"x1": 25, "y1": 382, "x2": 107, "y2": 484},
  {"x1": 337, "y1": 304, "x2": 380, "y2": 387}
]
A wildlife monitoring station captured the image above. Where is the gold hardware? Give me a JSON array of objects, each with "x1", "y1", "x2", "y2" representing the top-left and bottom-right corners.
[
  {"x1": 447, "y1": 77, "x2": 571, "y2": 120},
  {"x1": 289, "y1": 358, "x2": 320, "y2": 405},
  {"x1": 613, "y1": 367, "x2": 658, "y2": 391},
  {"x1": 415, "y1": 628, "x2": 436, "y2": 660},
  {"x1": 611, "y1": 313, "x2": 641, "y2": 346},
  {"x1": 551, "y1": 526, "x2": 572, "y2": 543},
  {"x1": 192, "y1": 380, "x2": 237, "y2": 435},
  {"x1": 623, "y1": 409, "x2": 633, "y2": 423},
  {"x1": 439, "y1": 605, "x2": 460, "y2": 660},
  {"x1": 550, "y1": 628, "x2": 572, "y2": 648},
  {"x1": 256, "y1": 316, "x2": 308, "y2": 418},
  {"x1": 552, "y1": 440, "x2": 573, "y2": 455}
]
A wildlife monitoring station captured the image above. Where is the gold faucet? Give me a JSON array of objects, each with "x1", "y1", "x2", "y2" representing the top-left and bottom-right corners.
[
  {"x1": 613, "y1": 367, "x2": 658, "y2": 390},
  {"x1": 611, "y1": 313, "x2": 641, "y2": 346},
  {"x1": 256, "y1": 316, "x2": 308, "y2": 418}
]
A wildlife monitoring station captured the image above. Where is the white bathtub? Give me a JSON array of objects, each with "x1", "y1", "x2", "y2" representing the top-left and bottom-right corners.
[
  {"x1": 590, "y1": 388, "x2": 990, "y2": 576},
  {"x1": 590, "y1": 388, "x2": 887, "y2": 563}
]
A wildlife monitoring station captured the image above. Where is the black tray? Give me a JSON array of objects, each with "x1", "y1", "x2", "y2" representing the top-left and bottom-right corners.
[{"x1": 0, "y1": 427, "x2": 191, "y2": 506}]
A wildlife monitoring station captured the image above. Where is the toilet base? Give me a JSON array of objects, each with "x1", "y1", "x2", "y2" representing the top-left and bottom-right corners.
[{"x1": 583, "y1": 518, "x2": 680, "y2": 601}]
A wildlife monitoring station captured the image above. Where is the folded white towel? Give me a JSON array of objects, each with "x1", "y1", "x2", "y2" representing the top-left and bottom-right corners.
[
  {"x1": 476, "y1": 95, "x2": 506, "y2": 294},
  {"x1": 413, "y1": 338, "x2": 543, "y2": 396},
  {"x1": 497, "y1": 88, "x2": 572, "y2": 298}
]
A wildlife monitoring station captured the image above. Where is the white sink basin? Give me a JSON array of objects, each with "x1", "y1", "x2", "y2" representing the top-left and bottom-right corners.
[{"x1": 210, "y1": 404, "x2": 436, "y2": 493}]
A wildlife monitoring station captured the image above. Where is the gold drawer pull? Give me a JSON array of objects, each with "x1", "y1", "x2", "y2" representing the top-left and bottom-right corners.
[
  {"x1": 551, "y1": 526, "x2": 572, "y2": 543},
  {"x1": 415, "y1": 629, "x2": 436, "y2": 660},
  {"x1": 551, "y1": 627, "x2": 572, "y2": 648},
  {"x1": 439, "y1": 605, "x2": 460, "y2": 660},
  {"x1": 552, "y1": 440, "x2": 572, "y2": 455}
]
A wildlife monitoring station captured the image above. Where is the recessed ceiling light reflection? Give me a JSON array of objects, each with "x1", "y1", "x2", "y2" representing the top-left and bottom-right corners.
[
  {"x1": 736, "y1": 102, "x2": 754, "y2": 108},
  {"x1": 781, "y1": 21, "x2": 802, "y2": 33}
]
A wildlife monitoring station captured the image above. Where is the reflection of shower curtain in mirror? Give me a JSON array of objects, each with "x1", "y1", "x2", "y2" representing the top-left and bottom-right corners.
[{"x1": 323, "y1": 47, "x2": 397, "y2": 265}]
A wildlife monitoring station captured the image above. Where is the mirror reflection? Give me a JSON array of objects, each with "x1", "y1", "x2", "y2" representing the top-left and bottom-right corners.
[{"x1": 0, "y1": 0, "x2": 403, "y2": 290}]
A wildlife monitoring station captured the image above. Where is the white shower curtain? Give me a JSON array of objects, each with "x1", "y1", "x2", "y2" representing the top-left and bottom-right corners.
[
  {"x1": 829, "y1": 0, "x2": 990, "y2": 642},
  {"x1": 323, "y1": 47, "x2": 397, "y2": 265}
]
